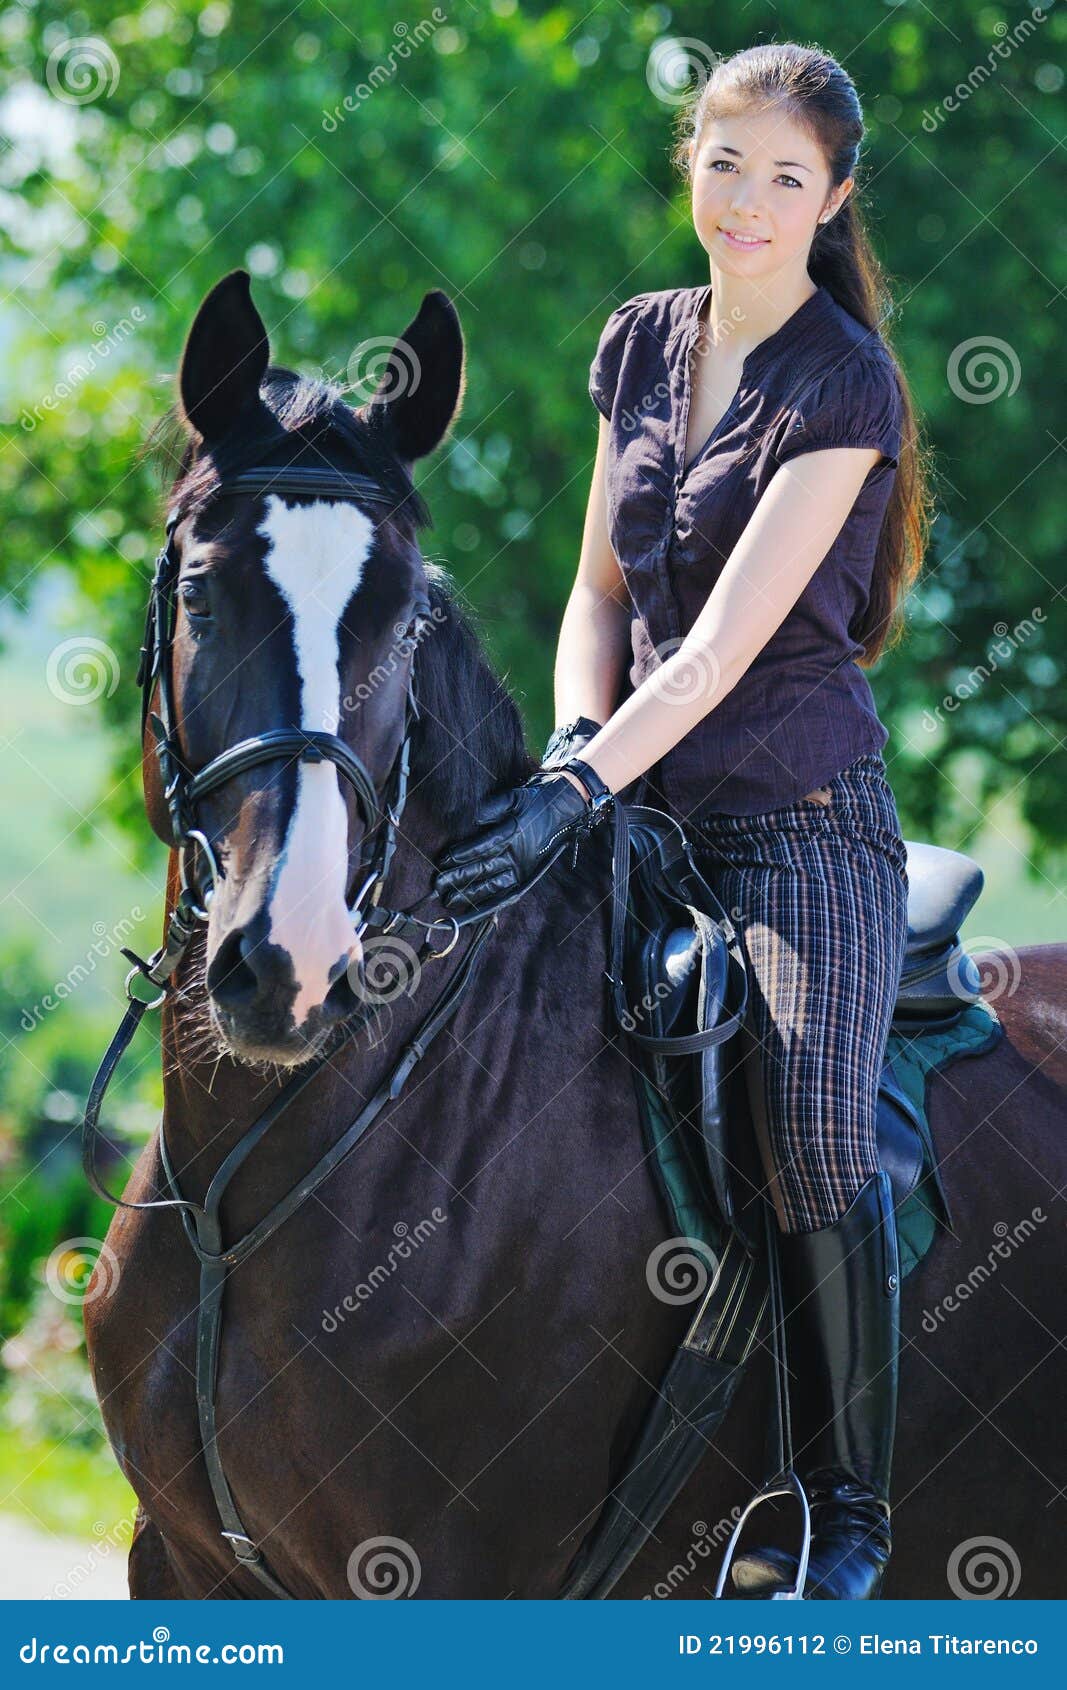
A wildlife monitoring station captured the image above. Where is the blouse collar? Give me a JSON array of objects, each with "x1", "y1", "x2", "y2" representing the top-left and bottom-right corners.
[{"x1": 685, "y1": 282, "x2": 833, "y2": 379}]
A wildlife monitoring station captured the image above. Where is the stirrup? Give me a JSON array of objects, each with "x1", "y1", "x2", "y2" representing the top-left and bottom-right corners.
[{"x1": 713, "y1": 1469, "x2": 812, "y2": 1600}]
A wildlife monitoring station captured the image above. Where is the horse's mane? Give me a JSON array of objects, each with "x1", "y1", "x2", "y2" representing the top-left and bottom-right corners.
[{"x1": 140, "y1": 368, "x2": 535, "y2": 830}]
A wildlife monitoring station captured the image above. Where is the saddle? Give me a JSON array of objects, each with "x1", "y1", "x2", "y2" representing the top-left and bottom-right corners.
[{"x1": 615, "y1": 813, "x2": 987, "y2": 1240}]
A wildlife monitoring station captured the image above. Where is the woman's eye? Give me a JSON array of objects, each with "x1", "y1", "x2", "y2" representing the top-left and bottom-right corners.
[{"x1": 707, "y1": 159, "x2": 801, "y2": 190}]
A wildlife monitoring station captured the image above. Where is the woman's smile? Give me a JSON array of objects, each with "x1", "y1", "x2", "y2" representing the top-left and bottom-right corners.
[{"x1": 718, "y1": 225, "x2": 770, "y2": 250}]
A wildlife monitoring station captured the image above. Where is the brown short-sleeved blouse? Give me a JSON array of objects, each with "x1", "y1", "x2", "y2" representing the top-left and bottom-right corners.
[{"x1": 588, "y1": 281, "x2": 904, "y2": 817}]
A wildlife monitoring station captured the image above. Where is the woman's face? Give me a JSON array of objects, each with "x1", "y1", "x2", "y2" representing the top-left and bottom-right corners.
[{"x1": 689, "y1": 106, "x2": 850, "y2": 279}]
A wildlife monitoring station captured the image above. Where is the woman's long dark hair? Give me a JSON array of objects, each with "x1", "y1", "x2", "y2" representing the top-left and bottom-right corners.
[{"x1": 671, "y1": 42, "x2": 933, "y2": 665}]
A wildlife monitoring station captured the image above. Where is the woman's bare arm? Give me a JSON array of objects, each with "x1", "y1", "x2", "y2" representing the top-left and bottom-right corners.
[
  {"x1": 569, "y1": 444, "x2": 886, "y2": 795},
  {"x1": 552, "y1": 417, "x2": 634, "y2": 726}
]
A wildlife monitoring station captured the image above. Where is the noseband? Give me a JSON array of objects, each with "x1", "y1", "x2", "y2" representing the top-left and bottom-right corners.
[{"x1": 138, "y1": 463, "x2": 430, "y2": 938}]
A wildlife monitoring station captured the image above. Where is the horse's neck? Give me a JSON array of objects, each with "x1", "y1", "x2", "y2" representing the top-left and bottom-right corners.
[{"x1": 157, "y1": 792, "x2": 470, "y2": 1206}]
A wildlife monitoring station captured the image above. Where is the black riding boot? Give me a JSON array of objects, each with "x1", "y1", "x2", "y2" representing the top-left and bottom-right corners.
[{"x1": 731, "y1": 1169, "x2": 900, "y2": 1600}]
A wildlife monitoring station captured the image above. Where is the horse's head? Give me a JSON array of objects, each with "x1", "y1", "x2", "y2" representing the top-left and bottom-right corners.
[{"x1": 143, "y1": 270, "x2": 474, "y2": 1067}]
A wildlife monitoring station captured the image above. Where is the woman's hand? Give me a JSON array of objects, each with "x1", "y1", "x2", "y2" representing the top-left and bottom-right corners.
[{"x1": 434, "y1": 762, "x2": 612, "y2": 914}]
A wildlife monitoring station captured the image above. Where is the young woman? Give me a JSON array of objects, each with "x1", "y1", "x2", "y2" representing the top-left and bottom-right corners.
[{"x1": 434, "y1": 42, "x2": 930, "y2": 1599}]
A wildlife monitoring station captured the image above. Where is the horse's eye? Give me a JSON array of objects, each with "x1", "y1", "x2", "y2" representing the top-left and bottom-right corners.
[{"x1": 180, "y1": 580, "x2": 211, "y2": 622}]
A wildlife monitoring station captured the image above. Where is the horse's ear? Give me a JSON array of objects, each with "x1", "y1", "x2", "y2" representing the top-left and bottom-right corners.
[
  {"x1": 179, "y1": 270, "x2": 271, "y2": 443},
  {"x1": 364, "y1": 290, "x2": 464, "y2": 465}
]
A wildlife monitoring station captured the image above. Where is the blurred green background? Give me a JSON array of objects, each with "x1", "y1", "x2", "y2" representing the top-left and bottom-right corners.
[{"x1": 0, "y1": 1, "x2": 1063, "y2": 1556}]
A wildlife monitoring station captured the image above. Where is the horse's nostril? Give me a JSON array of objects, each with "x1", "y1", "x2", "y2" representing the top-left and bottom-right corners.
[
  {"x1": 208, "y1": 929, "x2": 261, "y2": 1009},
  {"x1": 323, "y1": 959, "x2": 361, "y2": 1017}
]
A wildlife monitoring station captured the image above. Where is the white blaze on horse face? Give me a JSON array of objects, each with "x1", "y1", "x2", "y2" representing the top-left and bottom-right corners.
[{"x1": 259, "y1": 496, "x2": 373, "y2": 1025}]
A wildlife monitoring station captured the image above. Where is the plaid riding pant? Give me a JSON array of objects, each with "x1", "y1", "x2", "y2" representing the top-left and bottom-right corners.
[{"x1": 688, "y1": 754, "x2": 910, "y2": 1234}]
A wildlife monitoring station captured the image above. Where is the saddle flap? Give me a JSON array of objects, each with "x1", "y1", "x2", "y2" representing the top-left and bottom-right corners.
[
  {"x1": 875, "y1": 1069, "x2": 925, "y2": 1214},
  {"x1": 896, "y1": 939, "x2": 983, "y2": 1019}
]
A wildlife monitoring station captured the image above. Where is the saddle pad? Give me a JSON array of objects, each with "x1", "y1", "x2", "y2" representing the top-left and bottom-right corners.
[
  {"x1": 636, "y1": 1000, "x2": 1004, "y2": 1284},
  {"x1": 884, "y1": 1001, "x2": 1003, "y2": 1278}
]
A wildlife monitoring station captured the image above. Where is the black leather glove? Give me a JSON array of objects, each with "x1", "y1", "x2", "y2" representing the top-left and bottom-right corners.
[
  {"x1": 434, "y1": 757, "x2": 614, "y2": 914},
  {"x1": 541, "y1": 715, "x2": 603, "y2": 769}
]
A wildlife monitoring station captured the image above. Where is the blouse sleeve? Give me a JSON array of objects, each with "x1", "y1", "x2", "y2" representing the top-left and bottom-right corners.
[
  {"x1": 588, "y1": 293, "x2": 649, "y2": 421},
  {"x1": 777, "y1": 349, "x2": 903, "y2": 470}
]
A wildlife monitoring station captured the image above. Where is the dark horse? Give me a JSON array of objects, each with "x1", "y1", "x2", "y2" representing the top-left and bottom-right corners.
[{"x1": 85, "y1": 273, "x2": 1067, "y2": 1600}]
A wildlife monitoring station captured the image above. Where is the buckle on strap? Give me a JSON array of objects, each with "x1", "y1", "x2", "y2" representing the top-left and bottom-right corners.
[
  {"x1": 121, "y1": 949, "x2": 169, "y2": 1010},
  {"x1": 221, "y1": 1530, "x2": 264, "y2": 1564}
]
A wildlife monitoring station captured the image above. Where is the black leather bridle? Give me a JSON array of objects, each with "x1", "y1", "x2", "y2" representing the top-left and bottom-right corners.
[{"x1": 137, "y1": 463, "x2": 445, "y2": 957}]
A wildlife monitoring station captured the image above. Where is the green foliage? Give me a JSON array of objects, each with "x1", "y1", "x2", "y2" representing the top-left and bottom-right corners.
[
  {"x1": 1, "y1": 0, "x2": 1063, "y2": 873},
  {"x1": 0, "y1": 934, "x2": 153, "y2": 1525},
  {"x1": 0, "y1": 1422, "x2": 135, "y2": 1539}
]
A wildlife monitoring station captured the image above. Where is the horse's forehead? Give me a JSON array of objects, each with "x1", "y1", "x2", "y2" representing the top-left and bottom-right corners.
[
  {"x1": 256, "y1": 495, "x2": 378, "y2": 734},
  {"x1": 256, "y1": 495, "x2": 377, "y2": 628}
]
